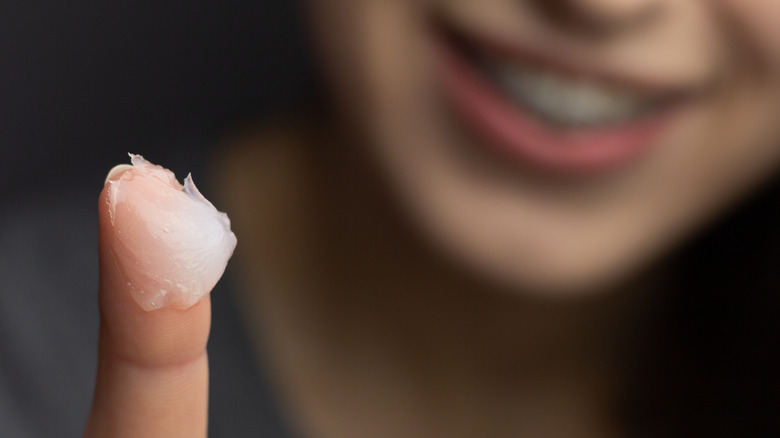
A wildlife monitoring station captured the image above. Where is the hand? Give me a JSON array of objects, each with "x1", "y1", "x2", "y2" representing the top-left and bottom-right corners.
[{"x1": 82, "y1": 175, "x2": 212, "y2": 438}]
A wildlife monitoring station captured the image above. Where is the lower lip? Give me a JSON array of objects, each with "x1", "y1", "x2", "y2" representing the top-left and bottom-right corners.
[{"x1": 435, "y1": 34, "x2": 681, "y2": 175}]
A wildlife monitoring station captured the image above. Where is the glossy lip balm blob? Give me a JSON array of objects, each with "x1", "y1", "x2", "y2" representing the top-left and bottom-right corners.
[{"x1": 103, "y1": 154, "x2": 237, "y2": 311}]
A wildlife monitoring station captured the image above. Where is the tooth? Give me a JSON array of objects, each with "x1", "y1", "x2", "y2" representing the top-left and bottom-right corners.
[{"x1": 486, "y1": 59, "x2": 650, "y2": 127}]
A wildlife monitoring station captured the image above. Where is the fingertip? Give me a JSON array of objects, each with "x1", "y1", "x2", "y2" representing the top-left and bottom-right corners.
[
  {"x1": 105, "y1": 164, "x2": 133, "y2": 183},
  {"x1": 96, "y1": 155, "x2": 217, "y2": 365}
]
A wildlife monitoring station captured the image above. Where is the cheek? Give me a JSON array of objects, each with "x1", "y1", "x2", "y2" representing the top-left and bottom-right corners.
[
  {"x1": 311, "y1": 0, "x2": 780, "y2": 294},
  {"x1": 369, "y1": 68, "x2": 780, "y2": 296},
  {"x1": 309, "y1": 0, "x2": 432, "y2": 129},
  {"x1": 719, "y1": 1, "x2": 780, "y2": 67}
]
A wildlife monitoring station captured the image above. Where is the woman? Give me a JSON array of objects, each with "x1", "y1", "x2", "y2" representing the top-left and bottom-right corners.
[{"x1": 84, "y1": 1, "x2": 780, "y2": 437}]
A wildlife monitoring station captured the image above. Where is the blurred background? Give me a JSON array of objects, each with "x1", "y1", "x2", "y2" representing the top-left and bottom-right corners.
[
  {"x1": 1, "y1": 0, "x2": 313, "y2": 197},
  {"x1": 0, "y1": 1, "x2": 310, "y2": 436},
  {"x1": 4, "y1": 2, "x2": 780, "y2": 437}
]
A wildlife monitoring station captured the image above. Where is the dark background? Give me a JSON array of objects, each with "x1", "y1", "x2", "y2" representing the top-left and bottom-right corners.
[
  {"x1": 2, "y1": 3, "x2": 780, "y2": 437},
  {"x1": 0, "y1": 0, "x2": 313, "y2": 201},
  {"x1": 0, "y1": 2, "x2": 312, "y2": 436}
]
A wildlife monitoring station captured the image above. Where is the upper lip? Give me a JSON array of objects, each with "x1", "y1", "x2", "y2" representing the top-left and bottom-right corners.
[{"x1": 435, "y1": 19, "x2": 699, "y2": 99}]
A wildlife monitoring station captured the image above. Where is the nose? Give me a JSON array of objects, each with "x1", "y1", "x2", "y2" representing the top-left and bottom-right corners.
[{"x1": 530, "y1": 0, "x2": 665, "y2": 36}]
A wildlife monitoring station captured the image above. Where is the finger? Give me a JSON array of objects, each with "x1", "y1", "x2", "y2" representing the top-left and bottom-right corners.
[{"x1": 84, "y1": 162, "x2": 219, "y2": 438}]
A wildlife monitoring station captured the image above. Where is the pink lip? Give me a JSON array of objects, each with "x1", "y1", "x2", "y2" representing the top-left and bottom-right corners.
[{"x1": 435, "y1": 30, "x2": 684, "y2": 175}]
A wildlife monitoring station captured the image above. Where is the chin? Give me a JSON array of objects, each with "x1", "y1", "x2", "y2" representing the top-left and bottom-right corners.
[
  {"x1": 438, "y1": 231, "x2": 657, "y2": 298},
  {"x1": 478, "y1": 251, "x2": 652, "y2": 298}
]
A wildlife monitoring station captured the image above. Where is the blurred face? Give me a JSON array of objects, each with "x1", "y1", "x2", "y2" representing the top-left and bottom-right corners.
[{"x1": 309, "y1": 0, "x2": 780, "y2": 293}]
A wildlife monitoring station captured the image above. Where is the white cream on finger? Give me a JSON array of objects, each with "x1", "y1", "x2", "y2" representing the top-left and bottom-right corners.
[{"x1": 104, "y1": 154, "x2": 237, "y2": 311}]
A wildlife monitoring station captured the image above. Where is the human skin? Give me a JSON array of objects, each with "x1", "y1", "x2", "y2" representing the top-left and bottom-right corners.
[
  {"x1": 82, "y1": 1, "x2": 780, "y2": 437},
  {"x1": 83, "y1": 158, "x2": 235, "y2": 438},
  {"x1": 103, "y1": 155, "x2": 236, "y2": 311},
  {"x1": 308, "y1": 0, "x2": 780, "y2": 293},
  {"x1": 219, "y1": 1, "x2": 780, "y2": 436}
]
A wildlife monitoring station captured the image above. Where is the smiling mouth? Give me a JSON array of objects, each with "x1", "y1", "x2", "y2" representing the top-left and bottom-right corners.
[
  {"x1": 478, "y1": 56, "x2": 674, "y2": 129},
  {"x1": 434, "y1": 22, "x2": 694, "y2": 174}
]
